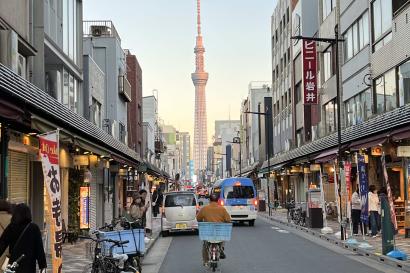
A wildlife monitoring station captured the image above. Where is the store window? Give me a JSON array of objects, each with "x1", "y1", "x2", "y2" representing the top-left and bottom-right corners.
[
  {"x1": 343, "y1": 12, "x2": 369, "y2": 62},
  {"x1": 374, "y1": 68, "x2": 397, "y2": 114},
  {"x1": 324, "y1": 99, "x2": 337, "y2": 134},
  {"x1": 372, "y1": 0, "x2": 392, "y2": 51},
  {"x1": 345, "y1": 88, "x2": 372, "y2": 127},
  {"x1": 399, "y1": 60, "x2": 410, "y2": 106},
  {"x1": 322, "y1": 0, "x2": 336, "y2": 21}
]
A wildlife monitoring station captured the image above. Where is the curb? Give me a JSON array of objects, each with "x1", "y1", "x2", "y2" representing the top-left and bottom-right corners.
[
  {"x1": 259, "y1": 213, "x2": 410, "y2": 272},
  {"x1": 143, "y1": 231, "x2": 161, "y2": 256}
]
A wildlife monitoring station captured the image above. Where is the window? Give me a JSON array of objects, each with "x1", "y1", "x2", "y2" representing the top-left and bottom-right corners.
[
  {"x1": 324, "y1": 100, "x2": 337, "y2": 134},
  {"x1": 345, "y1": 88, "x2": 372, "y2": 127},
  {"x1": 343, "y1": 12, "x2": 369, "y2": 62},
  {"x1": 323, "y1": 46, "x2": 333, "y2": 82},
  {"x1": 372, "y1": 0, "x2": 392, "y2": 51},
  {"x1": 394, "y1": 0, "x2": 410, "y2": 15},
  {"x1": 322, "y1": 0, "x2": 336, "y2": 21},
  {"x1": 295, "y1": 82, "x2": 302, "y2": 103},
  {"x1": 296, "y1": 129, "x2": 303, "y2": 147},
  {"x1": 91, "y1": 98, "x2": 102, "y2": 127},
  {"x1": 224, "y1": 186, "x2": 255, "y2": 199},
  {"x1": 374, "y1": 68, "x2": 397, "y2": 114},
  {"x1": 399, "y1": 60, "x2": 410, "y2": 106},
  {"x1": 63, "y1": 0, "x2": 78, "y2": 63},
  {"x1": 60, "y1": 69, "x2": 80, "y2": 113}
]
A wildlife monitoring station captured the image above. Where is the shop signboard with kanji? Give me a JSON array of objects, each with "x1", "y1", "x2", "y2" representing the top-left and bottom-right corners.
[
  {"x1": 39, "y1": 131, "x2": 62, "y2": 273},
  {"x1": 302, "y1": 40, "x2": 318, "y2": 104}
]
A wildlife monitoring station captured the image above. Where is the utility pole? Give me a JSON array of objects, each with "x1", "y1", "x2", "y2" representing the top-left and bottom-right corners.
[{"x1": 291, "y1": 26, "x2": 345, "y2": 240}]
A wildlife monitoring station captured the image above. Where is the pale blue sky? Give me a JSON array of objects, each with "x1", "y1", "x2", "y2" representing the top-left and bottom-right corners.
[{"x1": 84, "y1": 0, "x2": 276, "y2": 141}]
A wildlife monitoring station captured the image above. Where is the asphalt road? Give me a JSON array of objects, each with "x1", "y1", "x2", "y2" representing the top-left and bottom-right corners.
[{"x1": 143, "y1": 218, "x2": 405, "y2": 273}]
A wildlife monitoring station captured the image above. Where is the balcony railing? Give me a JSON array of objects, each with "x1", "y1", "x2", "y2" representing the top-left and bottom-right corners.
[
  {"x1": 83, "y1": 20, "x2": 121, "y2": 42},
  {"x1": 118, "y1": 75, "x2": 132, "y2": 102}
]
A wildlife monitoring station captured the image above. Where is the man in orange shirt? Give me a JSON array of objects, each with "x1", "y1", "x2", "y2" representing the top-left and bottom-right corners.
[{"x1": 197, "y1": 193, "x2": 231, "y2": 266}]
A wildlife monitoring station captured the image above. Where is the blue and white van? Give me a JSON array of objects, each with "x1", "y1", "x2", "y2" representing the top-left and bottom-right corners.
[{"x1": 211, "y1": 177, "x2": 258, "y2": 226}]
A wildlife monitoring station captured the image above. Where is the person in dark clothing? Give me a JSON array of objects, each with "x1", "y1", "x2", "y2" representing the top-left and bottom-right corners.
[
  {"x1": 139, "y1": 189, "x2": 148, "y2": 227},
  {"x1": 152, "y1": 188, "x2": 163, "y2": 217},
  {"x1": 0, "y1": 203, "x2": 47, "y2": 273}
]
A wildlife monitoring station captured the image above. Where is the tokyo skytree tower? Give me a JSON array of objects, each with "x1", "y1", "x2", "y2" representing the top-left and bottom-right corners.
[{"x1": 191, "y1": 0, "x2": 208, "y2": 178}]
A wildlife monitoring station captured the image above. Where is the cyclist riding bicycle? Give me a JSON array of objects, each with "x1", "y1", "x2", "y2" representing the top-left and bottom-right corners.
[{"x1": 196, "y1": 193, "x2": 231, "y2": 267}]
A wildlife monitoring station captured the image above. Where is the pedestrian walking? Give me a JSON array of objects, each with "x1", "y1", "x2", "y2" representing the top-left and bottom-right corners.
[
  {"x1": 351, "y1": 188, "x2": 363, "y2": 235},
  {"x1": 368, "y1": 185, "x2": 380, "y2": 238},
  {"x1": 0, "y1": 200, "x2": 12, "y2": 267},
  {"x1": 130, "y1": 194, "x2": 149, "y2": 226},
  {"x1": 139, "y1": 189, "x2": 148, "y2": 228},
  {"x1": 0, "y1": 203, "x2": 47, "y2": 273},
  {"x1": 152, "y1": 188, "x2": 163, "y2": 217}
]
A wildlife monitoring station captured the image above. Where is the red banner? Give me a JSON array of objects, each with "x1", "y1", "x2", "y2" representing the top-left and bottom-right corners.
[
  {"x1": 302, "y1": 40, "x2": 318, "y2": 104},
  {"x1": 345, "y1": 162, "x2": 352, "y2": 202},
  {"x1": 39, "y1": 131, "x2": 62, "y2": 273}
]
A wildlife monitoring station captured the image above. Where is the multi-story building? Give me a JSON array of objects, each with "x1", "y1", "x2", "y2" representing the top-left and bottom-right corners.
[
  {"x1": 240, "y1": 82, "x2": 272, "y2": 171},
  {"x1": 0, "y1": 1, "x2": 143, "y2": 240},
  {"x1": 125, "y1": 50, "x2": 143, "y2": 158},
  {"x1": 271, "y1": 0, "x2": 292, "y2": 155},
  {"x1": 265, "y1": 0, "x2": 410, "y2": 227},
  {"x1": 179, "y1": 132, "x2": 191, "y2": 182},
  {"x1": 214, "y1": 120, "x2": 240, "y2": 177},
  {"x1": 83, "y1": 21, "x2": 131, "y2": 145}
]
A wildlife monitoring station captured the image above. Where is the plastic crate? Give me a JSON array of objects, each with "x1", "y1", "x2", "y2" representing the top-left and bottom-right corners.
[
  {"x1": 98, "y1": 229, "x2": 145, "y2": 255},
  {"x1": 198, "y1": 222, "x2": 232, "y2": 241}
]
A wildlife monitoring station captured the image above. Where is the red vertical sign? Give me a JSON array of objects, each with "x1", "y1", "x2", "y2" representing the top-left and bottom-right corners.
[
  {"x1": 302, "y1": 40, "x2": 318, "y2": 104},
  {"x1": 345, "y1": 162, "x2": 352, "y2": 201}
]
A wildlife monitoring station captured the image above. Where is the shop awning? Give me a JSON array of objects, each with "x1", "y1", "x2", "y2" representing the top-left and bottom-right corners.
[
  {"x1": 238, "y1": 162, "x2": 260, "y2": 177},
  {"x1": 348, "y1": 133, "x2": 389, "y2": 150},
  {"x1": 0, "y1": 64, "x2": 141, "y2": 165},
  {"x1": 259, "y1": 162, "x2": 287, "y2": 174},
  {"x1": 314, "y1": 148, "x2": 338, "y2": 163},
  {"x1": 391, "y1": 126, "x2": 410, "y2": 141}
]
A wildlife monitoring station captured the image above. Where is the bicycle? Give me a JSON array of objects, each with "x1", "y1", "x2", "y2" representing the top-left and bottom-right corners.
[
  {"x1": 3, "y1": 254, "x2": 25, "y2": 273},
  {"x1": 82, "y1": 236, "x2": 138, "y2": 273}
]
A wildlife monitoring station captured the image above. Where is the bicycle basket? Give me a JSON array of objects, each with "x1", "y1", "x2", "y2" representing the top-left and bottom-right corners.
[{"x1": 198, "y1": 222, "x2": 232, "y2": 241}]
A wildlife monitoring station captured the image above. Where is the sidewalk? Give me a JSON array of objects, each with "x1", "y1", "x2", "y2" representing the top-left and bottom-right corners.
[
  {"x1": 46, "y1": 218, "x2": 161, "y2": 273},
  {"x1": 260, "y1": 209, "x2": 410, "y2": 270}
]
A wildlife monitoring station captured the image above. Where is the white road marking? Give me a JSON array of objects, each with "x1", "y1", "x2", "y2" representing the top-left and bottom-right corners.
[
  {"x1": 277, "y1": 230, "x2": 290, "y2": 233},
  {"x1": 271, "y1": 226, "x2": 280, "y2": 230}
]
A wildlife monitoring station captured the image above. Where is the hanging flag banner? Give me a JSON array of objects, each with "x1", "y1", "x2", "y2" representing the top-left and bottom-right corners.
[
  {"x1": 345, "y1": 162, "x2": 352, "y2": 219},
  {"x1": 333, "y1": 163, "x2": 341, "y2": 223},
  {"x1": 79, "y1": 186, "x2": 90, "y2": 229},
  {"x1": 39, "y1": 130, "x2": 62, "y2": 273},
  {"x1": 302, "y1": 40, "x2": 318, "y2": 104},
  {"x1": 357, "y1": 154, "x2": 369, "y2": 224},
  {"x1": 382, "y1": 153, "x2": 398, "y2": 231}
]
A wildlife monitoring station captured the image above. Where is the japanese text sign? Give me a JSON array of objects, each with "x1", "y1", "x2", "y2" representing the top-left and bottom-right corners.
[
  {"x1": 302, "y1": 40, "x2": 318, "y2": 104},
  {"x1": 39, "y1": 131, "x2": 62, "y2": 273}
]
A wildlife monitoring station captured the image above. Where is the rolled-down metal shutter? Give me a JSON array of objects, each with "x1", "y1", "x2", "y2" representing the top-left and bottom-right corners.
[{"x1": 8, "y1": 151, "x2": 29, "y2": 204}]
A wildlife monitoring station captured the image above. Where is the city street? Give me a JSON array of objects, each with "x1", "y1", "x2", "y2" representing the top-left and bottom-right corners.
[{"x1": 143, "y1": 217, "x2": 405, "y2": 273}]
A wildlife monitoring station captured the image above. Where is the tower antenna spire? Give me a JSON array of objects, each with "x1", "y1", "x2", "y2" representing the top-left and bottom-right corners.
[{"x1": 197, "y1": 0, "x2": 201, "y2": 35}]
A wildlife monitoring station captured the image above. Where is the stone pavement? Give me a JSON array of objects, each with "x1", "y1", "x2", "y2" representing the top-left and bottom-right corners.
[
  {"x1": 46, "y1": 218, "x2": 161, "y2": 273},
  {"x1": 260, "y1": 209, "x2": 410, "y2": 266}
]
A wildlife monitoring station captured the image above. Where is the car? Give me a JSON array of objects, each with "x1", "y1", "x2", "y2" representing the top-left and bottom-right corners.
[{"x1": 161, "y1": 191, "x2": 199, "y2": 236}]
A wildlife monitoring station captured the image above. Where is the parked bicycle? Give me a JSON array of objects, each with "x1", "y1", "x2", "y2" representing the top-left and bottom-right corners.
[
  {"x1": 286, "y1": 200, "x2": 295, "y2": 223},
  {"x1": 82, "y1": 235, "x2": 138, "y2": 273},
  {"x1": 287, "y1": 204, "x2": 306, "y2": 227},
  {"x1": 3, "y1": 254, "x2": 25, "y2": 273}
]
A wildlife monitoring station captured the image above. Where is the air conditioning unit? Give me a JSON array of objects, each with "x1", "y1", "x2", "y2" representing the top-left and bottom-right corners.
[
  {"x1": 90, "y1": 25, "x2": 110, "y2": 37},
  {"x1": 0, "y1": 29, "x2": 18, "y2": 72},
  {"x1": 111, "y1": 120, "x2": 118, "y2": 140}
]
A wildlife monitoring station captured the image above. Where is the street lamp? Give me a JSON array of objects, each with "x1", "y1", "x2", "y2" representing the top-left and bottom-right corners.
[
  {"x1": 244, "y1": 108, "x2": 274, "y2": 216},
  {"x1": 291, "y1": 25, "x2": 345, "y2": 240},
  {"x1": 227, "y1": 133, "x2": 242, "y2": 176}
]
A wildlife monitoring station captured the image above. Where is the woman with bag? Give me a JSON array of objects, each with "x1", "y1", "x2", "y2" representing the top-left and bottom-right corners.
[
  {"x1": 0, "y1": 203, "x2": 47, "y2": 273},
  {"x1": 0, "y1": 200, "x2": 12, "y2": 267}
]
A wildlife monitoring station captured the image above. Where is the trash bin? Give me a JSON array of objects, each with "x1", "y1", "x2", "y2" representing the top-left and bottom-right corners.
[
  {"x1": 306, "y1": 190, "x2": 323, "y2": 228},
  {"x1": 259, "y1": 200, "x2": 266, "y2": 211}
]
